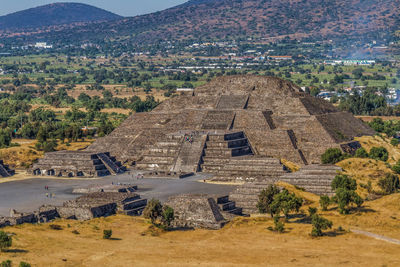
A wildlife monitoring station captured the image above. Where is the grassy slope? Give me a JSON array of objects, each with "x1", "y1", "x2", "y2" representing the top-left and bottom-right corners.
[
  {"x1": 0, "y1": 139, "x2": 93, "y2": 169},
  {"x1": 1, "y1": 193, "x2": 400, "y2": 266}
]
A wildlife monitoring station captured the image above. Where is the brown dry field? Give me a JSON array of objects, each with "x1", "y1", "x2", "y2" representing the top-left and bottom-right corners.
[
  {"x1": 356, "y1": 116, "x2": 400, "y2": 122},
  {"x1": 0, "y1": 190, "x2": 399, "y2": 266}
]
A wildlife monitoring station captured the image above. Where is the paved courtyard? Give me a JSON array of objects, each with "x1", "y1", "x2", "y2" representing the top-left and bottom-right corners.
[{"x1": 0, "y1": 171, "x2": 237, "y2": 216}]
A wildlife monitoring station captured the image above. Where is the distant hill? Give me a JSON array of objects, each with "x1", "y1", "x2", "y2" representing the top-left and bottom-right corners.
[
  {"x1": 0, "y1": 2, "x2": 122, "y2": 30},
  {"x1": 2, "y1": 0, "x2": 400, "y2": 43}
]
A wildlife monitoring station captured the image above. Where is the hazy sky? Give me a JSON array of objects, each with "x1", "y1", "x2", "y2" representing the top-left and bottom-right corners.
[{"x1": 0, "y1": 0, "x2": 188, "y2": 16}]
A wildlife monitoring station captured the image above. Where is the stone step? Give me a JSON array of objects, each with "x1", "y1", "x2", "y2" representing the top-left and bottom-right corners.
[
  {"x1": 202, "y1": 157, "x2": 281, "y2": 165},
  {"x1": 225, "y1": 207, "x2": 243, "y2": 215},
  {"x1": 206, "y1": 138, "x2": 249, "y2": 148},
  {"x1": 201, "y1": 164, "x2": 285, "y2": 172},
  {"x1": 218, "y1": 201, "x2": 236, "y2": 211},
  {"x1": 135, "y1": 163, "x2": 173, "y2": 171},
  {"x1": 215, "y1": 195, "x2": 229, "y2": 204},
  {"x1": 141, "y1": 156, "x2": 176, "y2": 164},
  {"x1": 208, "y1": 132, "x2": 245, "y2": 141},
  {"x1": 214, "y1": 169, "x2": 286, "y2": 176},
  {"x1": 123, "y1": 199, "x2": 148, "y2": 210},
  {"x1": 156, "y1": 141, "x2": 181, "y2": 147},
  {"x1": 124, "y1": 206, "x2": 146, "y2": 216}
]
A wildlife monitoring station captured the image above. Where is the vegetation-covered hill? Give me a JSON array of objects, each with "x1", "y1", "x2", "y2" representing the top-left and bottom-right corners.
[
  {"x1": 5, "y1": 0, "x2": 400, "y2": 44},
  {"x1": 0, "y1": 2, "x2": 122, "y2": 30}
]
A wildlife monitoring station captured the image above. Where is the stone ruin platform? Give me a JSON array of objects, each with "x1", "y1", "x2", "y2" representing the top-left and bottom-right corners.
[
  {"x1": 30, "y1": 151, "x2": 125, "y2": 178},
  {"x1": 229, "y1": 164, "x2": 342, "y2": 214},
  {"x1": 0, "y1": 191, "x2": 148, "y2": 228},
  {"x1": 165, "y1": 194, "x2": 244, "y2": 229},
  {"x1": 0, "y1": 160, "x2": 14, "y2": 178},
  {"x1": 59, "y1": 192, "x2": 147, "y2": 220}
]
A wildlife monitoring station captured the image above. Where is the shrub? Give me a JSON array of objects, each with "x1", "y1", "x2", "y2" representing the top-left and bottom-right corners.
[
  {"x1": 49, "y1": 224, "x2": 63, "y2": 230},
  {"x1": 334, "y1": 188, "x2": 363, "y2": 214},
  {"x1": 369, "y1": 147, "x2": 389, "y2": 162},
  {"x1": 390, "y1": 138, "x2": 399, "y2": 146},
  {"x1": 19, "y1": 262, "x2": 31, "y2": 267},
  {"x1": 143, "y1": 199, "x2": 163, "y2": 224},
  {"x1": 392, "y1": 161, "x2": 400, "y2": 174},
  {"x1": 354, "y1": 147, "x2": 368, "y2": 158},
  {"x1": 311, "y1": 214, "x2": 333, "y2": 237},
  {"x1": 331, "y1": 175, "x2": 363, "y2": 214},
  {"x1": 270, "y1": 189, "x2": 303, "y2": 219},
  {"x1": 321, "y1": 148, "x2": 344, "y2": 164},
  {"x1": 0, "y1": 260, "x2": 11, "y2": 267},
  {"x1": 103, "y1": 229, "x2": 112, "y2": 239},
  {"x1": 273, "y1": 216, "x2": 285, "y2": 233},
  {"x1": 72, "y1": 230, "x2": 80, "y2": 235},
  {"x1": 0, "y1": 231, "x2": 12, "y2": 251},
  {"x1": 308, "y1": 207, "x2": 317, "y2": 216},
  {"x1": 161, "y1": 205, "x2": 174, "y2": 228},
  {"x1": 378, "y1": 173, "x2": 400, "y2": 194},
  {"x1": 319, "y1": 195, "x2": 330, "y2": 211},
  {"x1": 257, "y1": 185, "x2": 280, "y2": 216},
  {"x1": 331, "y1": 175, "x2": 357, "y2": 191}
]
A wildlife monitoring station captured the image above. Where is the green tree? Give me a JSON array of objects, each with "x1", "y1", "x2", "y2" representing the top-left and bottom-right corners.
[
  {"x1": 103, "y1": 229, "x2": 112, "y2": 239},
  {"x1": 0, "y1": 260, "x2": 11, "y2": 267},
  {"x1": 378, "y1": 173, "x2": 400, "y2": 194},
  {"x1": 19, "y1": 262, "x2": 31, "y2": 267},
  {"x1": 311, "y1": 213, "x2": 333, "y2": 237},
  {"x1": 257, "y1": 185, "x2": 281, "y2": 216},
  {"x1": 319, "y1": 195, "x2": 330, "y2": 211},
  {"x1": 321, "y1": 148, "x2": 344, "y2": 164},
  {"x1": 161, "y1": 205, "x2": 174, "y2": 228},
  {"x1": 331, "y1": 175, "x2": 357, "y2": 191},
  {"x1": 331, "y1": 175, "x2": 363, "y2": 214},
  {"x1": 270, "y1": 189, "x2": 303, "y2": 219},
  {"x1": 0, "y1": 231, "x2": 12, "y2": 252},
  {"x1": 143, "y1": 199, "x2": 163, "y2": 224},
  {"x1": 355, "y1": 147, "x2": 368, "y2": 158},
  {"x1": 369, "y1": 147, "x2": 388, "y2": 161},
  {"x1": 390, "y1": 138, "x2": 399, "y2": 146}
]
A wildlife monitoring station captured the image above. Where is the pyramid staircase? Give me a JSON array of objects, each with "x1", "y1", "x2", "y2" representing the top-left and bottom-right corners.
[
  {"x1": 118, "y1": 195, "x2": 148, "y2": 216},
  {"x1": 97, "y1": 153, "x2": 123, "y2": 174},
  {"x1": 201, "y1": 132, "x2": 288, "y2": 183},
  {"x1": 135, "y1": 134, "x2": 183, "y2": 172},
  {"x1": 214, "y1": 195, "x2": 243, "y2": 218}
]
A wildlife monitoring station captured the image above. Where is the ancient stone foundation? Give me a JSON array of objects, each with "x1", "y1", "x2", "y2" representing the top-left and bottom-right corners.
[
  {"x1": 0, "y1": 191, "x2": 147, "y2": 228},
  {"x1": 30, "y1": 151, "x2": 125, "y2": 178},
  {"x1": 166, "y1": 194, "x2": 242, "y2": 229},
  {"x1": 230, "y1": 164, "x2": 342, "y2": 214}
]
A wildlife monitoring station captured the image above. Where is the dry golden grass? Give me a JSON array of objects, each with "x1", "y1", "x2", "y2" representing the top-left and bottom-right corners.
[
  {"x1": 0, "y1": 139, "x2": 93, "y2": 169},
  {"x1": 281, "y1": 159, "x2": 301, "y2": 172},
  {"x1": 355, "y1": 135, "x2": 400, "y2": 164},
  {"x1": 2, "y1": 193, "x2": 400, "y2": 267}
]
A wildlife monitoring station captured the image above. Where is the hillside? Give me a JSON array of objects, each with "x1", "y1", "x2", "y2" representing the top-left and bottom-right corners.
[
  {"x1": 0, "y1": 2, "x2": 122, "y2": 30},
  {"x1": 5, "y1": 0, "x2": 400, "y2": 43}
]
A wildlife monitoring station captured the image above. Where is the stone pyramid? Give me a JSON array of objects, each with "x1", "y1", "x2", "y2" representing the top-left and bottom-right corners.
[{"x1": 85, "y1": 75, "x2": 373, "y2": 181}]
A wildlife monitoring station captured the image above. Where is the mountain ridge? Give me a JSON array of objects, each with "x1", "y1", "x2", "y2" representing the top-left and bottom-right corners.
[
  {"x1": 2, "y1": 0, "x2": 399, "y2": 44},
  {"x1": 0, "y1": 2, "x2": 122, "y2": 30}
]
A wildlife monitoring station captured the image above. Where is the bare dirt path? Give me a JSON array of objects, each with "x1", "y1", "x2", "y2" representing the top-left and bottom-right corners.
[{"x1": 351, "y1": 229, "x2": 400, "y2": 245}]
